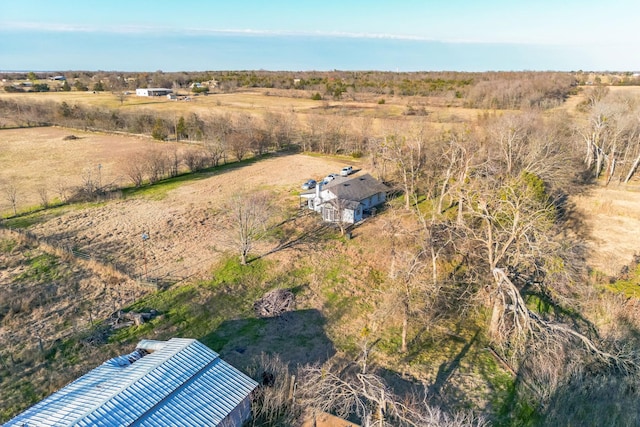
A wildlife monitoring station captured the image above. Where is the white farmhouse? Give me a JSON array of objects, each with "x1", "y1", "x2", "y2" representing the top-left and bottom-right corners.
[{"x1": 302, "y1": 173, "x2": 389, "y2": 224}]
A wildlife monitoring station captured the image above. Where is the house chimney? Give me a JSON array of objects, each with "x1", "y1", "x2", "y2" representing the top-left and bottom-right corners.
[{"x1": 315, "y1": 181, "x2": 322, "y2": 198}]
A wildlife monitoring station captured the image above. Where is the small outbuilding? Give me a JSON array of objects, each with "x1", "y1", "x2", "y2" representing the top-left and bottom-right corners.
[{"x1": 5, "y1": 338, "x2": 258, "y2": 427}]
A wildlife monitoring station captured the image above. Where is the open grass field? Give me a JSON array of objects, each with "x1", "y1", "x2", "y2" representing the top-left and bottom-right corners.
[
  {"x1": 0, "y1": 127, "x2": 205, "y2": 214},
  {"x1": 573, "y1": 184, "x2": 640, "y2": 276},
  {"x1": 4, "y1": 136, "x2": 355, "y2": 280},
  {"x1": 0, "y1": 87, "x2": 490, "y2": 132}
]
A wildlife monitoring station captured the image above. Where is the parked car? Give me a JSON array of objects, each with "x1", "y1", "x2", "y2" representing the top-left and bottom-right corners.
[
  {"x1": 301, "y1": 179, "x2": 317, "y2": 190},
  {"x1": 340, "y1": 166, "x2": 353, "y2": 176},
  {"x1": 323, "y1": 173, "x2": 338, "y2": 183}
]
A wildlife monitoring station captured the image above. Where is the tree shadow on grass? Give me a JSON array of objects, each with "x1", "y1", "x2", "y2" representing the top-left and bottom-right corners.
[
  {"x1": 430, "y1": 329, "x2": 480, "y2": 397},
  {"x1": 199, "y1": 308, "x2": 336, "y2": 370}
]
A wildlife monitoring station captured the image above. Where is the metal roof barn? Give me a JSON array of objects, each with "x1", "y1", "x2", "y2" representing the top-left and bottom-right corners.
[{"x1": 5, "y1": 338, "x2": 258, "y2": 427}]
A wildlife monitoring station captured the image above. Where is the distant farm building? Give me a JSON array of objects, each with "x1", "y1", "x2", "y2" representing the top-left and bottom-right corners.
[
  {"x1": 49, "y1": 75, "x2": 66, "y2": 81},
  {"x1": 5, "y1": 338, "x2": 258, "y2": 427},
  {"x1": 136, "y1": 88, "x2": 173, "y2": 96}
]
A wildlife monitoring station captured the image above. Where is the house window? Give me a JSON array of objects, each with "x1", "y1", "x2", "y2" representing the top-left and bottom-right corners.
[{"x1": 323, "y1": 207, "x2": 336, "y2": 222}]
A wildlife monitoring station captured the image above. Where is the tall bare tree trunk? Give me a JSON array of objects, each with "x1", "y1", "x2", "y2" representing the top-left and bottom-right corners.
[
  {"x1": 401, "y1": 302, "x2": 408, "y2": 353},
  {"x1": 624, "y1": 152, "x2": 640, "y2": 183},
  {"x1": 606, "y1": 157, "x2": 616, "y2": 185}
]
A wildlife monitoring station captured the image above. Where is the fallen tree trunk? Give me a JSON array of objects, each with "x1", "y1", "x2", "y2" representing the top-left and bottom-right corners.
[{"x1": 490, "y1": 268, "x2": 636, "y2": 371}]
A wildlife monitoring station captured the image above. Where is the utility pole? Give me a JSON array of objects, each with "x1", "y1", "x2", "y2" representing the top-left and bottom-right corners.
[
  {"x1": 97, "y1": 163, "x2": 102, "y2": 191},
  {"x1": 142, "y1": 231, "x2": 149, "y2": 279}
]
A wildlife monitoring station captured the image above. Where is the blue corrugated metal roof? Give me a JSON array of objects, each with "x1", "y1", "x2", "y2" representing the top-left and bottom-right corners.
[{"x1": 5, "y1": 338, "x2": 258, "y2": 427}]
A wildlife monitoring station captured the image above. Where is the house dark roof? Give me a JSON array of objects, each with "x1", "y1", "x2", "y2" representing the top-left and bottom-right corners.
[
  {"x1": 323, "y1": 173, "x2": 389, "y2": 202},
  {"x1": 325, "y1": 198, "x2": 361, "y2": 210},
  {"x1": 5, "y1": 338, "x2": 258, "y2": 427}
]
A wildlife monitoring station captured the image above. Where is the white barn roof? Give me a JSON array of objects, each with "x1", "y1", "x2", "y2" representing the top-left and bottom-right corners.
[{"x1": 5, "y1": 338, "x2": 258, "y2": 427}]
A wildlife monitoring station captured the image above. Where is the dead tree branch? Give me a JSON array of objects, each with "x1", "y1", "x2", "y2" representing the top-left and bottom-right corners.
[{"x1": 490, "y1": 268, "x2": 638, "y2": 372}]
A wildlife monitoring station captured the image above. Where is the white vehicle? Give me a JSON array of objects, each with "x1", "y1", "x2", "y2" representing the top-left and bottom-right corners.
[
  {"x1": 323, "y1": 173, "x2": 338, "y2": 183},
  {"x1": 340, "y1": 166, "x2": 353, "y2": 176}
]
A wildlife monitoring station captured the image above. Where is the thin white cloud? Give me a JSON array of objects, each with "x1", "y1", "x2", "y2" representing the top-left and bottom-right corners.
[
  {"x1": 1, "y1": 21, "x2": 166, "y2": 34},
  {"x1": 1, "y1": 21, "x2": 433, "y2": 39},
  {"x1": 0, "y1": 21, "x2": 569, "y2": 46}
]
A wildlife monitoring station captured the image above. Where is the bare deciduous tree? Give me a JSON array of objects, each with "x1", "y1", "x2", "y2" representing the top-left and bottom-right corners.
[
  {"x1": 168, "y1": 148, "x2": 180, "y2": 178},
  {"x1": 183, "y1": 150, "x2": 207, "y2": 172},
  {"x1": 229, "y1": 133, "x2": 250, "y2": 162},
  {"x1": 146, "y1": 149, "x2": 169, "y2": 184},
  {"x1": 54, "y1": 178, "x2": 71, "y2": 203},
  {"x1": 122, "y1": 155, "x2": 146, "y2": 187},
  {"x1": 78, "y1": 164, "x2": 109, "y2": 199},
  {"x1": 380, "y1": 124, "x2": 428, "y2": 210},
  {"x1": 36, "y1": 185, "x2": 49, "y2": 208},
  {"x1": 204, "y1": 138, "x2": 225, "y2": 168},
  {"x1": 207, "y1": 113, "x2": 233, "y2": 163},
  {"x1": 488, "y1": 269, "x2": 636, "y2": 372},
  {"x1": 226, "y1": 191, "x2": 273, "y2": 265},
  {"x1": 2, "y1": 180, "x2": 18, "y2": 215},
  {"x1": 299, "y1": 363, "x2": 487, "y2": 427}
]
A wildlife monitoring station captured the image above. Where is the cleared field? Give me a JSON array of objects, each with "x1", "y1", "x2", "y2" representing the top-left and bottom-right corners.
[
  {"x1": 0, "y1": 88, "x2": 487, "y2": 129},
  {"x1": 16, "y1": 145, "x2": 352, "y2": 279},
  {"x1": 608, "y1": 85, "x2": 640, "y2": 96},
  {"x1": 0, "y1": 127, "x2": 203, "y2": 213},
  {"x1": 0, "y1": 89, "x2": 322, "y2": 113}
]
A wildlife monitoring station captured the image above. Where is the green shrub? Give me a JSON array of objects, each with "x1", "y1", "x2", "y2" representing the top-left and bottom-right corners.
[
  {"x1": 32, "y1": 83, "x2": 50, "y2": 92},
  {"x1": 151, "y1": 118, "x2": 167, "y2": 141}
]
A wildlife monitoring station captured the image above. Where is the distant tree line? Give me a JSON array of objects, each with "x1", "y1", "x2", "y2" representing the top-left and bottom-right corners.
[
  {"x1": 3, "y1": 70, "x2": 578, "y2": 109},
  {"x1": 0, "y1": 97, "x2": 369, "y2": 157}
]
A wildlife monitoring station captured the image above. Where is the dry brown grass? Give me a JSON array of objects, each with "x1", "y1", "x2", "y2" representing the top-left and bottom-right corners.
[
  {"x1": 572, "y1": 185, "x2": 640, "y2": 275},
  {"x1": 301, "y1": 412, "x2": 360, "y2": 427},
  {"x1": 22, "y1": 153, "x2": 353, "y2": 281},
  {"x1": 0, "y1": 88, "x2": 485, "y2": 134},
  {"x1": 0, "y1": 228, "x2": 141, "y2": 350},
  {"x1": 0, "y1": 127, "x2": 202, "y2": 213}
]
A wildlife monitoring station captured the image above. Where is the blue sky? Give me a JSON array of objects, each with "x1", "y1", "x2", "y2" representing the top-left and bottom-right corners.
[{"x1": 1, "y1": 0, "x2": 638, "y2": 71}]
